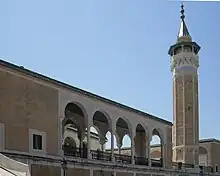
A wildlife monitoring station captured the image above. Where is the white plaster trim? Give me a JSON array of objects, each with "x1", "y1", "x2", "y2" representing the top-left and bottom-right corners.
[
  {"x1": 0, "y1": 123, "x2": 5, "y2": 152},
  {"x1": 29, "y1": 129, "x2": 46, "y2": 155}
]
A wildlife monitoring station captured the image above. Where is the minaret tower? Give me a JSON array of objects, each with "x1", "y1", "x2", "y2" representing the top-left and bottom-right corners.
[{"x1": 168, "y1": 3, "x2": 201, "y2": 166}]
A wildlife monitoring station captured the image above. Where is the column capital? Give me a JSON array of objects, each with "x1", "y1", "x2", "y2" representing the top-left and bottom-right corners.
[
  {"x1": 99, "y1": 136, "x2": 106, "y2": 145},
  {"x1": 59, "y1": 116, "x2": 65, "y2": 122},
  {"x1": 111, "y1": 125, "x2": 116, "y2": 135},
  {"x1": 116, "y1": 142, "x2": 122, "y2": 149},
  {"x1": 131, "y1": 130, "x2": 136, "y2": 139}
]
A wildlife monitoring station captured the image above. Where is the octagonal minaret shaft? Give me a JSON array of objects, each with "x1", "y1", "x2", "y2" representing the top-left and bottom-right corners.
[{"x1": 168, "y1": 3, "x2": 201, "y2": 166}]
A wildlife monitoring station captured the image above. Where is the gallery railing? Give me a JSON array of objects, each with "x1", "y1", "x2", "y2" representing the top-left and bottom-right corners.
[
  {"x1": 201, "y1": 166, "x2": 214, "y2": 173},
  {"x1": 134, "y1": 156, "x2": 148, "y2": 166},
  {"x1": 151, "y1": 158, "x2": 163, "y2": 167},
  {"x1": 172, "y1": 162, "x2": 194, "y2": 170},
  {"x1": 172, "y1": 162, "x2": 214, "y2": 173},
  {"x1": 90, "y1": 150, "x2": 111, "y2": 161},
  {"x1": 114, "y1": 154, "x2": 132, "y2": 164},
  {"x1": 63, "y1": 146, "x2": 87, "y2": 158},
  {"x1": 63, "y1": 147, "x2": 164, "y2": 167}
]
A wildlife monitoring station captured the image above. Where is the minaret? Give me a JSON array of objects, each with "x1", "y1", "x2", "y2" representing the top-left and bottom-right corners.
[{"x1": 168, "y1": 3, "x2": 201, "y2": 166}]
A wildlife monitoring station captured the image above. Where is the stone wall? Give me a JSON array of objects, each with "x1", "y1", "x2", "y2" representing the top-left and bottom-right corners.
[
  {"x1": 0, "y1": 68, "x2": 59, "y2": 155},
  {"x1": 31, "y1": 165, "x2": 61, "y2": 176}
]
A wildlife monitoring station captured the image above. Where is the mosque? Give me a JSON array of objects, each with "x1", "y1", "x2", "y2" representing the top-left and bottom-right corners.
[{"x1": 0, "y1": 3, "x2": 219, "y2": 176}]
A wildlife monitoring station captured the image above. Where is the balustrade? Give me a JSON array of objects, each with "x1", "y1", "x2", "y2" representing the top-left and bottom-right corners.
[
  {"x1": 63, "y1": 146, "x2": 213, "y2": 173},
  {"x1": 63, "y1": 146, "x2": 165, "y2": 168}
]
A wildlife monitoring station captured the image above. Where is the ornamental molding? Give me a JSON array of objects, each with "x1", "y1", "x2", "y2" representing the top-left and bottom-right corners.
[{"x1": 170, "y1": 56, "x2": 199, "y2": 72}]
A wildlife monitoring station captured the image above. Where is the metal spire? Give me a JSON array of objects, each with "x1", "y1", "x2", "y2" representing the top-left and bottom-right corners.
[
  {"x1": 180, "y1": 2, "x2": 185, "y2": 20},
  {"x1": 178, "y1": 2, "x2": 191, "y2": 39}
]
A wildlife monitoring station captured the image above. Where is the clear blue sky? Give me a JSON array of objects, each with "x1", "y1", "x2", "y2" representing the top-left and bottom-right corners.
[{"x1": 1, "y1": 1, "x2": 220, "y2": 147}]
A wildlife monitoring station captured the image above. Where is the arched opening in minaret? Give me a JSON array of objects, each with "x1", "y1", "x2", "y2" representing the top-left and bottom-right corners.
[{"x1": 150, "y1": 129, "x2": 163, "y2": 167}]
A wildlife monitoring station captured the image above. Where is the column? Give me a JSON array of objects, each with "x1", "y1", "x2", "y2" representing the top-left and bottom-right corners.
[
  {"x1": 61, "y1": 168, "x2": 64, "y2": 176},
  {"x1": 147, "y1": 135, "x2": 152, "y2": 167},
  {"x1": 100, "y1": 137, "x2": 106, "y2": 152},
  {"x1": 89, "y1": 168, "x2": 93, "y2": 176},
  {"x1": 193, "y1": 149, "x2": 196, "y2": 166},
  {"x1": 111, "y1": 132, "x2": 115, "y2": 162},
  {"x1": 87, "y1": 125, "x2": 91, "y2": 159},
  {"x1": 162, "y1": 143, "x2": 166, "y2": 168},
  {"x1": 59, "y1": 117, "x2": 64, "y2": 156},
  {"x1": 117, "y1": 143, "x2": 122, "y2": 155},
  {"x1": 145, "y1": 139, "x2": 150, "y2": 166},
  {"x1": 78, "y1": 129, "x2": 85, "y2": 158},
  {"x1": 61, "y1": 159, "x2": 67, "y2": 176},
  {"x1": 131, "y1": 133, "x2": 135, "y2": 164}
]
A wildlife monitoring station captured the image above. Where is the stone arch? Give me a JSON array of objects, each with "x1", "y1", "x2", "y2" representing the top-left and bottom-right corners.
[
  {"x1": 199, "y1": 146, "x2": 208, "y2": 166},
  {"x1": 63, "y1": 137, "x2": 77, "y2": 156},
  {"x1": 92, "y1": 110, "x2": 112, "y2": 151},
  {"x1": 64, "y1": 101, "x2": 88, "y2": 119},
  {"x1": 64, "y1": 102, "x2": 88, "y2": 130},
  {"x1": 176, "y1": 148, "x2": 183, "y2": 160},
  {"x1": 63, "y1": 137, "x2": 76, "y2": 148},
  {"x1": 151, "y1": 128, "x2": 164, "y2": 143},
  {"x1": 62, "y1": 102, "x2": 88, "y2": 158},
  {"x1": 134, "y1": 122, "x2": 150, "y2": 137},
  {"x1": 199, "y1": 146, "x2": 208, "y2": 155},
  {"x1": 150, "y1": 128, "x2": 164, "y2": 167},
  {"x1": 92, "y1": 109, "x2": 112, "y2": 127},
  {"x1": 135, "y1": 124, "x2": 146, "y2": 132},
  {"x1": 115, "y1": 117, "x2": 132, "y2": 137},
  {"x1": 115, "y1": 117, "x2": 132, "y2": 152},
  {"x1": 93, "y1": 111, "x2": 111, "y2": 135}
]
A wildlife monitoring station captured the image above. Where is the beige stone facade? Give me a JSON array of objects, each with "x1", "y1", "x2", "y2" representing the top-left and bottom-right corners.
[
  {"x1": 0, "y1": 60, "x2": 173, "y2": 176},
  {"x1": 0, "y1": 4, "x2": 219, "y2": 176},
  {"x1": 0, "y1": 68, "x2": 59, "y2": 155},
  {"x1": 172, "y1": 73, "x2": 199, "y2": 165},
  {"x1": 0, "y1": 58, "x2": 219, "y2": 175}
]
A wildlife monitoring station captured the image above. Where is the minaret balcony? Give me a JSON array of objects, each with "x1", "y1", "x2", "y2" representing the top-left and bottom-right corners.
[{"x1": 170, "y1": 55, "x2": 199, "y2": 72}]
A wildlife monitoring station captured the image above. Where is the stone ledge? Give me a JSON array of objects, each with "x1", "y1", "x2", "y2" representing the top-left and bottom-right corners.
[{"x1": 2, "y1": 152, "x2": 214, "y2": 175}]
